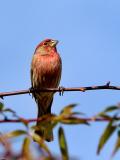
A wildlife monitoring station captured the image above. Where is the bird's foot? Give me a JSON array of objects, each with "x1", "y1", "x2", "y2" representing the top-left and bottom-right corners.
[
  {"x1": 29, "y1": 87, "x2": 34, "y2": 96},
  {"x1": 0, "y1": 96, "x2": 4, "y2": 99},
  {"x1": 58, "y1": 86, "x2": 65, "y2": 96}
]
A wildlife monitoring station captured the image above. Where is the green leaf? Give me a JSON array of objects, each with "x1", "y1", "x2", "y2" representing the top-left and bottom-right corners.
[
  {"x1": 58, "y1": 127, "x2": 69, "y2": 160},
  {"x1": 70, "y1": 111, "x2": 85, "y2": 115},
  {"x1": 0, "y1": 102, "x2": 4, "y2": 111},
  {"x1": 3, "y1": 108, "x2": 16, "y2": 116},
  {"x1": 98, "y1": 114, "x2": 112, "y2": 119},
  {"x1": 111, "y1": 130, "x2": 120, "y2": 157},
  {"x1": 61, "y1": 117, "x2": 89, "y2": 125},
  {"x1": 96, "y1": 105, "x2": 119, "y2": 119},
  {"x1": 6, "y1": 130, "x2": 27, "y2": 138},
  {"x1": 22, "y1": 137, "x2": 30, "y2": 151},
  {"x1": 97, "y1": 120, "x2": 116, "y2": 154},
  {"x1": 118, "y1": 130, "x2": 120, "y2": 137},
  {"x1": 22, "y1": 137, "x2": 33, "y2": 159},
  {"x1": 103, "y1": 106, "x2": 119, "y2": 113},
  {"x1": 32, "y1": 133, "x2": 52, "y2": 157},
  {"x1": 60, "y1": 104, "x2": 77, "y2": 115}
]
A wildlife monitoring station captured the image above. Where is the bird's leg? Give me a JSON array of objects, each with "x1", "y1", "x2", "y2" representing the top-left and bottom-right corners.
[{"x1": 58, "y1": 86, "x2": 65, "y2": 96}]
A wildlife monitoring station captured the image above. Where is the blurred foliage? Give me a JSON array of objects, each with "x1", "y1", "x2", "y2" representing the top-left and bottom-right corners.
[
  {"x1": 58, "y1": 127, "x2": 69, "y2": 160},
  {"x1": 96, "y1": 104, "x2": 120, "y2": 157},
  {"x1": 0, "y1": 102, "x2": 88, "y2": 159},
  {"x1": 0, "y1": 102, "x2": 120, "y2": 159}
]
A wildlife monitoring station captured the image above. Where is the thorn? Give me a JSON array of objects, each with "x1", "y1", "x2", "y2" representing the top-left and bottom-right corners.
[
  {"x1": 58, "y1": 86, "x2": 65, "y2": 96},
  {"x1": 106, "y1": 81, "x2": 110, "y2": 86}
]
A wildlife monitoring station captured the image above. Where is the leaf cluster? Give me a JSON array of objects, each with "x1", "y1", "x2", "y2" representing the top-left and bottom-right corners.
[
  {"x1": 0, "y1": 103, "x2": 88, "y2": 159},
  {"x1": 0, "y1": 101, "x2": 120, "y2": 159}
]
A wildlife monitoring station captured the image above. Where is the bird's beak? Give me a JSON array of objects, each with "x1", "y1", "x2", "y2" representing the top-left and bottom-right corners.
[{"x1": 51, "y1": 40, "x2": 59, "y2": 47}]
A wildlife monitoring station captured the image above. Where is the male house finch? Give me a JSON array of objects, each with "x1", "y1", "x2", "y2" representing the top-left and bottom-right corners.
[{"x1": 31, "y1": 39, "x2": 62, "y2": 142}]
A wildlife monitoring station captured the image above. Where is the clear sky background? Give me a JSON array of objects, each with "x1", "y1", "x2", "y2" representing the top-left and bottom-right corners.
[{"x1": 0, "y1": 0, "x2": 120, "y2": 159}]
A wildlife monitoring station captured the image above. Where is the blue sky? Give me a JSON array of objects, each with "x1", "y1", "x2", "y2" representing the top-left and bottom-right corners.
[{"x1": 0, "y1": 0, "x2": 120, "y2": 159}]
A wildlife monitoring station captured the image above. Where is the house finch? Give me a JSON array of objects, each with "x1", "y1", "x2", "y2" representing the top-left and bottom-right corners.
[{"x1": 31, "y1": 39, "x2": 62, "y2": 142}]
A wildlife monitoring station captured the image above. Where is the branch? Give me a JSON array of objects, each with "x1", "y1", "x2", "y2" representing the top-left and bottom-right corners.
[
  {"x1": 0, "y1": 82, "x2": 120, "y2": 98},
  {"x1": 0, "y1": 116, "x2": 119, "y2": 123}
]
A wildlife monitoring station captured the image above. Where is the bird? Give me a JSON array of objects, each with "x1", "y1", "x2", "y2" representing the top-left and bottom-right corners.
[{"x1": 31, "y1": 39, "x2": 62, "y2": 142}]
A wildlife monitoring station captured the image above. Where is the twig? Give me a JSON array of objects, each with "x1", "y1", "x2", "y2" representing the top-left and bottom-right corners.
[
  {"x1": 0, "y1": 82, "x2": 120, "y2": 98},
  {"x1": 0, "y1": 116, "x2": 119, "y2": 123}
]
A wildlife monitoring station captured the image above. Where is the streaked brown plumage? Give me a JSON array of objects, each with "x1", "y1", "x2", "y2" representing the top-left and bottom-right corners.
[{"x1": 31, "y1": 39, "x2": 62, "y2": 141}]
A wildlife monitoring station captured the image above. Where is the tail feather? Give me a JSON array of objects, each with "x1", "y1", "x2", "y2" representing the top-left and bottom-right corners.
[{"x1": 35, "y1": 98, "x2": 53, "y2": 142}]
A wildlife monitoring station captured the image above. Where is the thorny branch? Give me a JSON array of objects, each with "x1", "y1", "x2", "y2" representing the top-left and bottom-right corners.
[
  {"x1": 0, "y1": 82, "x2": 120, "y2": 98},
  {"x1": 0, "y1": 116, "x2": 119, "y2": 123},
  {"x1": 0, "y1": 81, "x2": 120, "y2": 123}
]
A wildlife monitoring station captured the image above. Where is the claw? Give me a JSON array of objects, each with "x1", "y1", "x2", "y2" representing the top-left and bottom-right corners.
[
  {"x1": 58, "y1": 86, "x2": 65, "y2": 96},
  {"x1": 29, "y1": 87, "x2": 34, "y2": 97},
  {"x1": 0, "y1": 96, "x2": 4, "y2": 99}
]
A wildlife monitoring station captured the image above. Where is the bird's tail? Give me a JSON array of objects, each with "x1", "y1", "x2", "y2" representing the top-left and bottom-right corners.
[{"x1": 35, "y1": 99, "x2": 53, "y2": 142}]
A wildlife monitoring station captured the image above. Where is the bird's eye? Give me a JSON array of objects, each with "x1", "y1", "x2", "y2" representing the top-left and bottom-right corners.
[{"x1": 44, "y1": 42, "x2": 48, "y2": 45}]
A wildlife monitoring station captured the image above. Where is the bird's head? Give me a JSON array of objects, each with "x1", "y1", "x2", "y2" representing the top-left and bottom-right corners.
[{"x1": 35, "y1": 39, "x2": 59, "y2": 54}]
